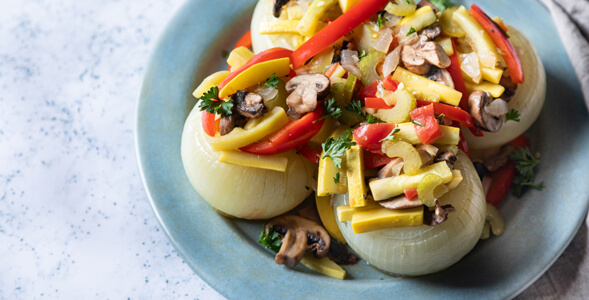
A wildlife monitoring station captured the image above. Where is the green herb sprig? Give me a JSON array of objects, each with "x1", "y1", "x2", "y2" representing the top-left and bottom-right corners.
[
  {"x1": 321, "y1": 129, "x2": 356, "y2": 169},
  {"x1": 259, "y1": 226, "x2": 282, "y2": 253},
  {"x1": 510, "y1": 147, "x2": 543, "y2": 197},
  {"x1": 505, "y1": 108, "x2": 520, "y2": 122},
  {"x1": 197, "y1": 86, "x2": 233, "y2": 117},
  {"x1": 315, "y1": 98, "x2": 342, "y2": 123},
  {"x1": 379, "y1": 125, "x2": 401, "y2": 142},
  {"x1": 263, "y1": 73, "x2": 282, "y2": 89}
]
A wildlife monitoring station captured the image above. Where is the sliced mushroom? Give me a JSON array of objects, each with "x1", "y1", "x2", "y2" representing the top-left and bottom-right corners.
[
  {"x1": 416, "y1": 144, "x2": 439, "y2": 167},
  {"x1": 402, "y1": 36, "x2": 451, "y2": 75},
  {"x1": 328, "y1": 239, "x2": 359, "y2": 265},
  {"x1": 425, "y1": 67, "x2": 455, "y2": 89},
  {"x1": 272, "y1": 0, "x2": 290, "y2": 18},
  {"x1": 233, "y1": 90, "x2": 266, "y2": 119},
  {"x1": 421, "y1": 23, "x2": 442, "y2": 41},
  {"x1": 499, "y1": 71, "x2": 518, "y2": 102},
  {"x1": 285, "y1": 73, "x2": 330, "y2": 119},
  {"x1": 266, "y1": 215, "x2": 331, "y2": 268},
  {"x1": 417, "y1": 0, "x2": 439, "y2": 13},
  {"x1": 219, "y1": 115, "x2": 235, "y2": 136},
  {"x1": 378, "y1": 195, "x2": 423, "y2": 210},
  {"x1": 378, "y1": 157, "x2": 404, "y2": 179},
  {"x1": 434, "y1": 150, "x2": 457, "y2": 169},
  {"x1": 484, "y1": 144, "x2": 515, "y2": 172},
  {"x1": 423, "y1": 199, "x2": 455, "y2": 226},
  {"x1": 468, "y1": 90, "x2": 503, "y2": 132}
]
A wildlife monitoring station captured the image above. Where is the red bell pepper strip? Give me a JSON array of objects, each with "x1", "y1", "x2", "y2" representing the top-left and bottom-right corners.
[
  {"x1": 364, "y1": 150, "x2": 393, "y2": 169},
  {"x1": 358, "y1": 80, "x2": 380, "y2": 99},
  {"x1": 382, "y1": 77, "x2": 398, "y2": 92},
  {"x1": 365, "y1": 97, "x2": 394, "y2": 109},
  {"x1": 458, "y1": 128, "x2": 470, "y2": 158},
  {"x1": 240, "y1": 104, "x2": 325, "y2": 155},
  {"x1": 233, "y1": 30, "x2": 252, "y2": 49},
  {"x1": 447, "y1": 40, "x2": 469, "y2": 112},
  {"x1": 404, "y1": 189, "x2": 418, "y2": 200},
  {"x1": 297, "y1": 143, "x2": 321, "y2": 164},
  {"x1": 291, "y1": 0, "x2": 390, "y2": 69},
  {"x1": 416, "y1": 100, "x2": 474, "y2": 127},
  {"x1": 470, "y1": 4, "x2": 524, "y2": 84},
  {"x1": 202, "y1": 111, "x2": 217, "y2": 137},
  {"x1": 485, "y1": 135, "x2": 530, "y2": 207},
  {"x1": 218, "y1": 47, "x2": 293, "y2": 92},
  {"x1": 352, "y1": 123, "x2": 397, "y2": 154},
  {"x1": 409, "y1": 104, "x2": 443, "y2": 145}
]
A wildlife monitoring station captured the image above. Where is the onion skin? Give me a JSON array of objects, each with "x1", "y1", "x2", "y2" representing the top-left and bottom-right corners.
[
  {"x1": 334, "y1": 151, "x2": 486, "y2": 276},
  {"x1": 464, "y1": 26, "x2": 546, "y2": 150},
  {"x1": 181, "y1": 105, "x2": 315, "y2": 219}
]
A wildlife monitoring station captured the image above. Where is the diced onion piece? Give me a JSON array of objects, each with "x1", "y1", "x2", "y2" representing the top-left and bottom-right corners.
[
  {"x1": 372, "y1": 28, "x2": 393, "y2": 53},
  {"x1": 341, "y1": 49, "x2": 359, "y2": 66},
  {"x1": 342, "y1": 64, "x2": 362, "y2": 78},
  {"x1": 255, "y1": 85, "x2": 279, "y2": 102},
  {"x1": 334, "y1": 151, "x2": 486, "y2": 276},
  {"x1": 460, "y1": 52, "x2": 482, "y2": 84},
  {"x1": 484, "y1": 98, "x2": 509, "y2": 117},
  {"x1": 382, "y1": 46, "x2": 401, "y2": 77}
]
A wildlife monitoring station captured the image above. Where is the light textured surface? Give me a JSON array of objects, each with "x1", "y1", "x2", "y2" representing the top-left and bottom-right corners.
[{"x1": 0, "y1": 0, "x2": 587, "y2": 299}]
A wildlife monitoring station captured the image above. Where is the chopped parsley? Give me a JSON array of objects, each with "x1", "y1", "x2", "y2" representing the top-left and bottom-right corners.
[
  {"x1": 197, "y1": 86, "x2": 233, "y2": 117},
  {"x1": 334, "y1": 172, "x2": 340, "y2": 184},
  {"x1": 406, "y1": 0, "x2": 412, "y2": 4},
  {"x1": 315, "y1": 98, "x2": 342, "y2": 123},
  {"x1": 258, "y1": 226, "x2": 282, "y2": 253},
  {"x1": 358, "y1": 49, "x2": 367, "y2": 60},
  {"x1": 321, "y1": 129, "x2": 356, "y2": 169},
  {"x1": 429, "y1": 0, "x2": 455, "y2": 12},
  {"x1": 406, "y1": 26, "x2": 416, "y2": 36},
  {"x1": 505, "y1": 108, "x2": 520, "y2": 122},
  {"x1": 435, "y1": 113, "x2": 446, "y2": 123},
  {"x1": 345, "y1": 100, "x2": 384, "y2": 123},
  {"x1": 379, "y1": 125, "x2": 400, "y2": 142},
  {"x1": 376, "y1": 11, "x2": 388, "y2": 28},
  {"x1": 412, "y1": 119, "x2": 425, "y2": 127},
  {"x1": 263, "y1": 73, "x2": 281, "y2": 89},
  {"x1": 510, "y1": 147, "x2": 543, "y2": 197}
]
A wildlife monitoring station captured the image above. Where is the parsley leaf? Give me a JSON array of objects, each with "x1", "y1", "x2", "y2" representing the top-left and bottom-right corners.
[
  {"x1": 435, "y1": 113, "x2": 445, "y2": 123},
  {"x1": 345, "y1": 100, "x2": 384, "y2": 123},
  {"x1": 197, "y1": 86, "x2": 233, "y2": 117},
  {"x1": 376, "y1": 11, "x2": 388, "y2": 28},
  {"x1": 358, "y1": 49, "x2": 367, "y2": 60},
  {"x1": 406, "y1": 26, "x2": 416, "y2": 36},
  {"x1": 379, "y1": 125, "x2": 400, "y2": 142},
  {"x1": 406, "y1": 0, "x2": 412, "y2": 4},
  {"x1": 321, "y1": 129, "x2": 356, "y2": 168},
  {"x1": 510, "y1": 147, "x2": 543, "y2": 197},
  {"x1": 263, "y1": 73, "x2": 281, "y2": 89},
  {"x1": 412, "y1": 119, "x2": 425, "y2": 127},
  {"x1": 258, "y1": 226, "x2": 282, "y2": 253},
  {"x1": 334, "y1": 172, "x2": 340, "y2": 184},
  {"x1": 315, "y1": 98, "x2": 342, "y2": 123},
  {"x1": 505, "y1": 108, "x2": 520, "y2": 122},
  {"x1": 429, "y1": 0, "x2": 455, "y2": 12}
]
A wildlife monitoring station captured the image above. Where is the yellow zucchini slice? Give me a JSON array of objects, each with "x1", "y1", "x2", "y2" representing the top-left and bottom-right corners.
[
  {"x1": 369, "y1": 162, "x2": 453, "y2": 200},
  {"x1": 351, "y1": 206, "x2": 424, "y2": 233},
  {"x1": 218, "y1": 150, "x2": 288, "y2": 172},
  {"x1": 392, "y1": 67, "x2": 462, "y2": 106}
]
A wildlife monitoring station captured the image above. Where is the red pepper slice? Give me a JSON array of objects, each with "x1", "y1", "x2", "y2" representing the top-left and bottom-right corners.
[
  {"x1": 218, "y1": 47, "x2": 293, "y2": 92},
  {"x1": 458, "y1": 128, "x2": 470, "y2": 158},
  {"x1": 297, "y1": 143, "x2": 321, "y2": 164},
  {"x1": 202, "y1": 111, "x2": 217, "y2": 137},
  {"x1": 365, "y1": 97, "x2": 394, "y2": 109},
  {"x1": 240, "y1": 104, "x2": 325, "y2": 155},
  {"x1": 291, "y1": 0, "x2": 390, "y2": 69},
  {"x1": 382, "y1": 77, "x2": 398, "y2": 92},
  {"x1": 485, "y1": 135, "x2": 530, "y2": 207},
  {"x1": 233, "y1": 30, "x2": 252, "y2": 49},
  {"x1": 358, "y1": 80, "x2": 380, "y2": 99},
  {"x1": 416, "y1": 100, "x2": 474, "y2": 127},
  {"x1": 470, "y1": 4, "x2": 524, "y2": 84},
  {"x1": 352, "y1": 123, "x2": 397, "y2": 154},
  {"x1": 447, "y1": 40, "x2": 469, "y2": 112},
  {"x1": 404, "y1": 189, "x2": 418, "y2": 200},
  {"x1": 409, "y1": 104, "x2": 443, "y2": 145},
  {"x1": 364, "y1": 150, "x2": 393, "y2": 170}
]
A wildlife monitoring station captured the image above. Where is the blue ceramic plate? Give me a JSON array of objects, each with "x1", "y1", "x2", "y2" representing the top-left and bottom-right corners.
[{"x1": 136, "y1": 0, "x2": 589, "y2": 298}]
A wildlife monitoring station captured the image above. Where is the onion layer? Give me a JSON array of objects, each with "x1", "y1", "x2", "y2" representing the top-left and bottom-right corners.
[
  {"x1": 181, "y1": 105, "x2": 315, "y2": 219},
  {"x1": 464, "y1": 26, "x2": 546, "y2": 150},
  {"x1": 333, "y1": 151, "x2": 486, "y2": 276}
]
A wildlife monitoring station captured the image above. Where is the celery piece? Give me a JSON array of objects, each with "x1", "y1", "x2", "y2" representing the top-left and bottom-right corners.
[
  {"x1": 417, "y1": 173, "x2": 449, "y2": 207},
  {"x1": 358, "y1": 51, "x2": 385, "y2": 86}
]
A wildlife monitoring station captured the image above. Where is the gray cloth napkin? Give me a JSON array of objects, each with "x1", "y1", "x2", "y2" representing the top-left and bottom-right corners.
[{"x1": 539, "y1": 0, "x2": 589, "y2": 109}]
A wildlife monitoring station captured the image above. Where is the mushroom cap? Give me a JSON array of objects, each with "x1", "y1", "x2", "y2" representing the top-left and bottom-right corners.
[
  {"x1": 468, "y1": 90, "x2": 503, "y2": 132},
  {"x1": 266, "y1": 215, "x2": 331, "y2": 268},
  {"x1": 285, "y1": 73, "x2": 330, "y2": 118},
  {"x1": 378, "y1": 195, "x2": 423, "y2": 210},
  {"x1": 402, "y1": 45, "x2": 431, "y2": 75}
]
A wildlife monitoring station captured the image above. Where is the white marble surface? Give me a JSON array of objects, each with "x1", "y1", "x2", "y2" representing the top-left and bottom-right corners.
[{"x1": 0, "y1": 0, "x2": 587, "y2": 299}]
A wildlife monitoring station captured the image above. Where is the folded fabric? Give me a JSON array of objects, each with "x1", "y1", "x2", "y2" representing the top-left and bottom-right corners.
[{"x1": 539, "y1": 0, "x2": 589, "y2": 110}]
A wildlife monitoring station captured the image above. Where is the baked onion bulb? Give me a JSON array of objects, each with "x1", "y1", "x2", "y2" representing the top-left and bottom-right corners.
[
  {"x1": 333, "y1": 151, "x2": 486, "y2": 276},
  {"x1": 251, "y1": 0, "x2": 299, "y2": 53},
  {"x1": 181, "y1": 105, "x2": 315, "y2": 219},
  {"x1": 464, "y1": 26, "x2": 546, "y2": 150}
]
